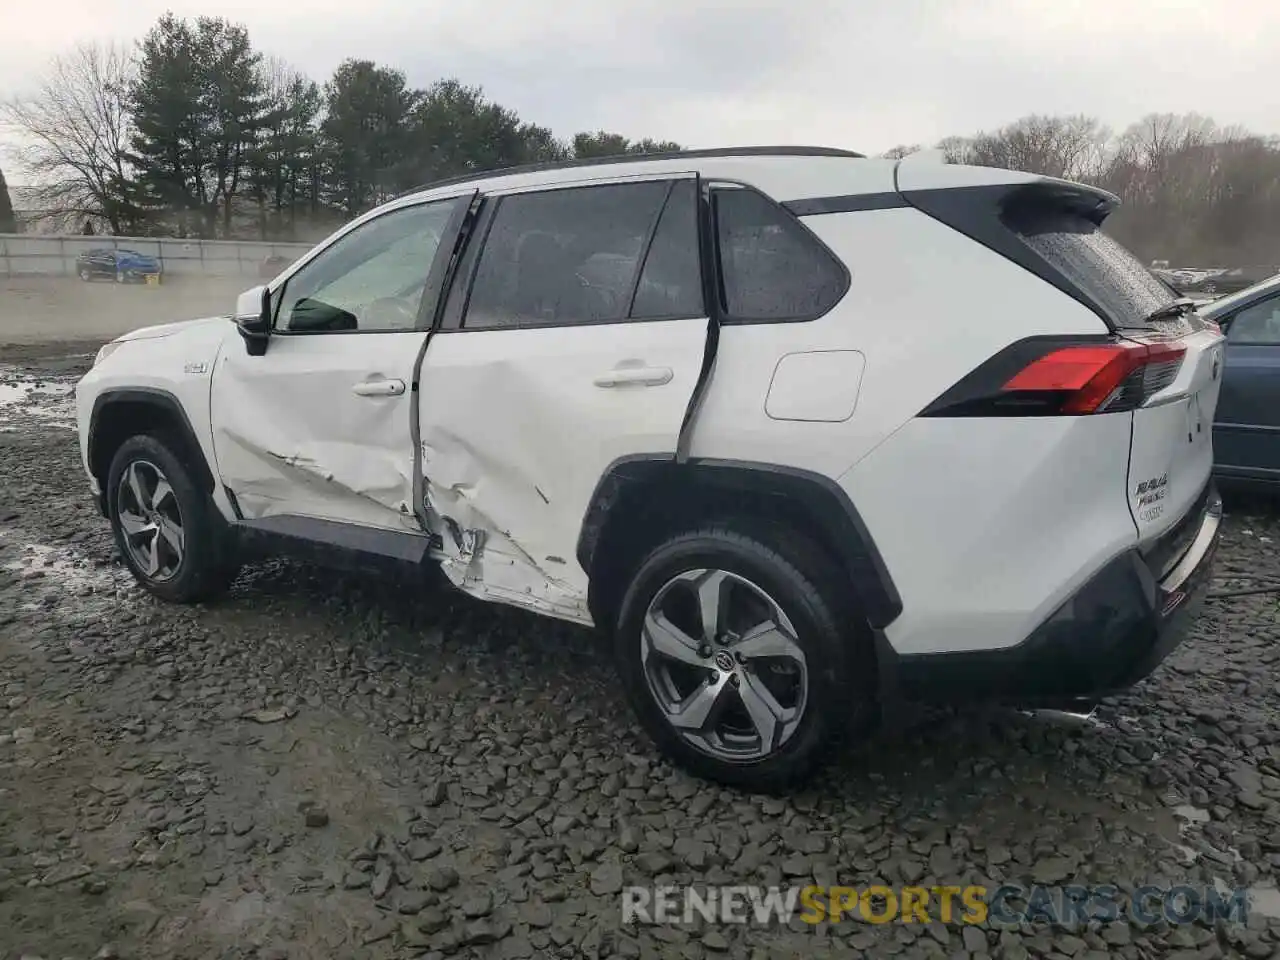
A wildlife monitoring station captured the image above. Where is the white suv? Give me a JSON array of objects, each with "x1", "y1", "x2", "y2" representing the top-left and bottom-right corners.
[{"x1": 76, "y1": 146, "x2": 1225, "y2": 791}]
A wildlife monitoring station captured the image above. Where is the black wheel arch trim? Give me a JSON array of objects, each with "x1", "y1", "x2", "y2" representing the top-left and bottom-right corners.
[
  {"x1": 89, "y1": 387, "x2": 215, "y2": 495},
  {"x1": 576, "y1": 455, "x2": 903, "y2": 629}
]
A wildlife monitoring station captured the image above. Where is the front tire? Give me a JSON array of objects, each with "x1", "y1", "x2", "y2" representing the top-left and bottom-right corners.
[
  {"x1": 107, "y1": 434, "x2": 238, "y2": 603},
  {"x1": 78, "y1": 267, "x2": 92, "y2": 281},
  {"x1": 613, "y1": 523, "x2": 872, "y2": 792}
]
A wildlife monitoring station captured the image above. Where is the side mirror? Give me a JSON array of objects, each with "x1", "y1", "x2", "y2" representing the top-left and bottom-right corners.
[{"x1": 235, "y1": 284, "x2": 270, "y2": 357}]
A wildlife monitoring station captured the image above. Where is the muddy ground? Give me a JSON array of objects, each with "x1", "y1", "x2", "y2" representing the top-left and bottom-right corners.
[{"x1": 4, "y1": 343, "x2": 1280, "y2": 960}]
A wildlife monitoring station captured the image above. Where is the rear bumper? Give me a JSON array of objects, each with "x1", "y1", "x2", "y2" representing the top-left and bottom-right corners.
[{"x1": 890, "y1": 486, "x2": 1221, "y2": 705}]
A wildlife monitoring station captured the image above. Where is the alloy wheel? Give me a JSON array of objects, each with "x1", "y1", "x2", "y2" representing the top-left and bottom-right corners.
[
  {"x1": 116, "y1": 459, "x2": 185, "y2": 582},
  {"x1": 640, "y1": 568, "x2": 809, "y2": 762}
]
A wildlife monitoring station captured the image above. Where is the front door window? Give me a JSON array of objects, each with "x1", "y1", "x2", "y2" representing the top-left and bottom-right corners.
[{"x1": 272, "y1": 197, "x2": 465, "y2": 334}]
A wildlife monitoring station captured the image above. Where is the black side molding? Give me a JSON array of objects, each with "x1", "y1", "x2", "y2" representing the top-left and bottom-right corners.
[
  {"x1": 783, "y1": 192, "x2": 909, "y2": 216},
  {"x1": 235, "y1": 514, "x2": 438, "y2": 569}
]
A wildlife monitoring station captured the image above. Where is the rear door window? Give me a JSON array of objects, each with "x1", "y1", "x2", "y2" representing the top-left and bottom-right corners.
[
  {"x1": 630, "y1": 179, "x2": 704, "y2": 320},
  {"x1": 463, "y1": 181, "x2": 671, "y2": 329},
  {"x1": 712, "y1": 186, "x2": 848, "y2": 322}
]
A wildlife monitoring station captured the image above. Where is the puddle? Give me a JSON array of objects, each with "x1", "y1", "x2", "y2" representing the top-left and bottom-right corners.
[
  {"x1": 1168, "y1": 805, "x2": 1212, "y2": 864},
  {"x1": 1173, "y1": 804, "x2": 1211, "y2": 826},
  {"x1": 1019, "y1": 707, "x2": 1105, "y2": 726},
  {"x1": 1249, "y1": 887, "x2": 1280, "y2": 920},
  {"x1": 0, "y1": 372, "x2": 76, "y2": 429},
  {"x1": 0, "y1": 381, "x2": 69, "y2": 406},
  {"x1": 1171, "y1": 842, "x2": 1199, "y2": 864},
  {"x1": 0, "y1": 538, "x2": 124, "y2": 603},
  {"x1": 1170, "y1": 805, "x2": 1250, "y2": 870},
  {"x1": 1210, "y1": 877, "x2": 1280, "y2": 921}
]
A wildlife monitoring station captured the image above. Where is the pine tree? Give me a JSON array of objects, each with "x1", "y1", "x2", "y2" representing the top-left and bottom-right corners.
[
  {"x1": 130, "y1": 14, "x2": 264, "y2": 236},
  {"x1": 319, "y1": 60, "x2": 416, "y2": 216},
  {"x1": 245, "y1": 58, "x2": 321, "y2": 239}
]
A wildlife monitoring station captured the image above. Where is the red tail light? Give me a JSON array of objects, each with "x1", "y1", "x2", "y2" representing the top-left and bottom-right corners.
[
  {"x1": 922, "y1": 336, "x2": 1188, "y2": 418},
  {"x1": 1003, "y1": 340, "x2": 1186, "y2": 414}
]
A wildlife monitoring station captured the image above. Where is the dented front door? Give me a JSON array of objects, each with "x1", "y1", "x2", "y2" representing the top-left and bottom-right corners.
[
  {"x1": 210, "y1": 193, "x2": 472, "y2": 531},
  {"x1": 417, "y1": 175, "x2": 710, "y2": 623}
]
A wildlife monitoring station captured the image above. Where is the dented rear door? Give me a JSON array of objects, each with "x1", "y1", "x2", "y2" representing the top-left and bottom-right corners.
[
  {"x1": 210, "y1": 193, "x2": 473, "y2": 531},
  {"x1": 418, "y1": 174, "x2": 710, "y2": 623}
]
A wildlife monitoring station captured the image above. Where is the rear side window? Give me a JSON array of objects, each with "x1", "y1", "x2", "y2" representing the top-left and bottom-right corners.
[
  {"x1": 1006, "y1": 209, "x2": 1176, "y2": 329},
  {"x1": 463, "y1": 181, "x2": 669, "y2": 329},
  {"x1": 712, "y1": 187, "x2": 847, "y2": 322}
]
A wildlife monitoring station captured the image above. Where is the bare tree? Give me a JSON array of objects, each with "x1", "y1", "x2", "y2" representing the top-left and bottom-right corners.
[
  {"x1": 0, "y1": 43, "x2": 139, "y2": 234},
  {"x1": 1117, "y1": 112, "x2": 1218, "y2": 171},
  {"x1": 963, "y1": 114, "x2": 1110, "y2": 182},
  {"x1": 881, "y1": 144, "x2": 923, "y2": 160},
  {"x1": 935, "y1": 135, "x2": 977, "y2": 164}
]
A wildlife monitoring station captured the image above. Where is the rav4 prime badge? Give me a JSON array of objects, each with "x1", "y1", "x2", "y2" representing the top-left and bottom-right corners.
[{"x1": 1135, "y1": 472, "x2": 1169, "y2": 521}]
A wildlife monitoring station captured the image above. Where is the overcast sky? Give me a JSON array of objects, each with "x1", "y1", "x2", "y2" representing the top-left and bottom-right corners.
[{"x1": 1, "y1": 0, "x2": 1276, "y2": 160}]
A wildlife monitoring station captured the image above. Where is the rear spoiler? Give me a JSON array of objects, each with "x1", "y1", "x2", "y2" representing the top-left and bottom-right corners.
[
  {"x1": 898, "y1": 172, "x2": 1124, "y2": 328},
  {"x1": 1003, "y1": 180, "x2": 1120, "y2": 226}
]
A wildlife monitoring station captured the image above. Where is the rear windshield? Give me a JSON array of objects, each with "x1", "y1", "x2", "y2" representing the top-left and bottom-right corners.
[{"x1": 1007, "y1": 209, "x2": 1175, "y2": 328}]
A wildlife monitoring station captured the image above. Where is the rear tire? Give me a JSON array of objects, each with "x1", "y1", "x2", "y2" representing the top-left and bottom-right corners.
[
  {"x1": 107, "y1": 434, "x2": 239, "y2": 603},
  {"x1": 613, "y1": 522, "x2": 873, "y2": 792}
]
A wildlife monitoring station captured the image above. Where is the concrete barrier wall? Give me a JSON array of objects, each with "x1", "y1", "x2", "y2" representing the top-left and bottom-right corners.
[{"x1": 0, "y1": 234, "x2": 315, "y2": 279}]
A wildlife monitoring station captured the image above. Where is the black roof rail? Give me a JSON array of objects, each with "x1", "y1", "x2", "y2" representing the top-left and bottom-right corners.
[{"x1": 393, "y1": 145, "x2": 866, "y2": 200}]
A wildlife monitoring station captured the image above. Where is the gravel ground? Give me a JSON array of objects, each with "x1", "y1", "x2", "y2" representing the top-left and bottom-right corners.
[{"x1": 4, "y1": 351, "x2": 1280, "y2": 960}]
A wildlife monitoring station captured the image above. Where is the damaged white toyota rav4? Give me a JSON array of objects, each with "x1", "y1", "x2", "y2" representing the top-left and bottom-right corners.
[{"x1": 77, "y1": 146, "x2": 1225, "y2": 790}]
